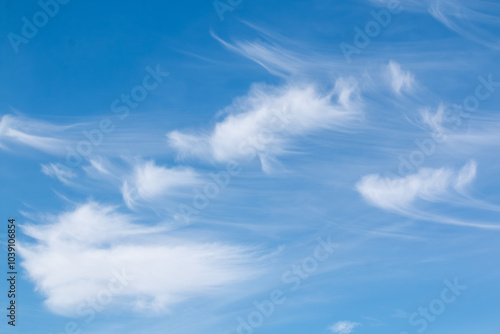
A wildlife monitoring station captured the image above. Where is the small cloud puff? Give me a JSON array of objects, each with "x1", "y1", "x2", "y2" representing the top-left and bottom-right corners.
[
  {"x1": 356, "y1": 160, "x2": 477, "y2": 212},
  {"x1": 386, "y1": 60, "x2": 414, "y2": 94},
  {"x1": 329, "y1": 321, "x2": 361, "y2": 334},
  {"x1": 122, "y1": 160, "x2": 200, "y2": 209}
]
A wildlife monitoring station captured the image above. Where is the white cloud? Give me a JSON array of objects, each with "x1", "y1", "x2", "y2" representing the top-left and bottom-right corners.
[
  {"x1": 0, "y1": 114, "x2": 68, "y2": 154},
  {"x1": 430, "y1": 0, "x2": 500, "y2": 50},
  {"x1": 85, "y1": 158, "x2": 111, "y2": 176},
  {"x1": 369, "y1": 0, "x2": 500, "y2": 50},
  {"x1": 19, "y1": 202, "x2": 259, "y2": 315},
  {"x1": 392, "y1": 309, "x2": 409, "y2": 319},
  {"x1": 455, "y1": 160, "x2": 477, "y2": 192},
  {"x1": 354, "y1": 161, "x2": 500, "y2": 229},
  {"x1": 329, "y1": 321, "x2": 361, "y2": 334},
  {"x1": 122, "y1": 160, "x2": 200, "y2": 208},
  {"x1": 211, "y1": 30, "x2": 309, "y2": 78},
  {"x1": 41, "y1": 163, "x2": 77, "y2": 184},
  {"x1": 386, "y1": 61, "x2": 414, "y2": 94},
  {"x1": 356, "y1": 161, "x2": 477, "y2": 212},
  {"x1": 167, "y1": 82, "x2": 362, "y2": 173},
  {"x1": 420, "y1": 105, "x2": 448, "y2": 135}
]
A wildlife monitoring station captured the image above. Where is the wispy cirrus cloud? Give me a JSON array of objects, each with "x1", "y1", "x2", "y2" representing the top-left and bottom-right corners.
[
  {"x1": 430, "y1": 0, "x2": 500, "y2": 50},
  {"x1": 386, "y1": 60, "x2": 414, "y2": 94},
  {"x1": 211, "y1": 29, "x2": 313, "y2": 78},
  {"x1": 41, "y1": 163, "x2": 77, "y2": 185},
  {"x1": 368, "y1": 0, "x2": 500, "y2": 50},
  {"x1": 83, "y1": 158, "x2": 113, "y2": 177},
  {"x1": 0, "y1": 114, "x2": 69, "y2": 154}
]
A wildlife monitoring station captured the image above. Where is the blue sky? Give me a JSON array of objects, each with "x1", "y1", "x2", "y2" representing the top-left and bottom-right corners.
[{"x1": 1, "y1": 0, "x2": 500, "y2": 333}]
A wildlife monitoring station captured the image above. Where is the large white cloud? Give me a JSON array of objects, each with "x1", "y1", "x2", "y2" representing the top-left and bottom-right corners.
[
  {"x1": 19, "y1": 202, "x2": 260, "y2": 316},
  {"x1": 167, "y1": 82, "x2": 362, "y2": 173}
]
